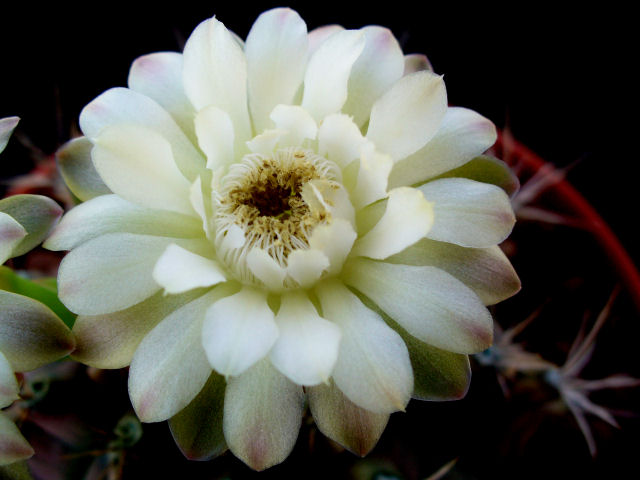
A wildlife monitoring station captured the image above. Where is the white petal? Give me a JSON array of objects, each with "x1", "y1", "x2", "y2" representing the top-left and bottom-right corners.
[
  {"x1": 316, "y1": 280, "x2": 412, "y2": 413},
  {"x1": 153, "y1": 244, "x2": 226, "y2": 294},
  {"x1": 307, "y1": 25, "x2": 344, "y2": 56},
  {"x1": 270, "y1": 105, "x2": 318, "y2": 146},
  {"x1": 302, "y1": 29, "x2": 365, "y2": 121},
  {"x1": 317, "y1": 113, "x2": 367, "y2": 167},
  {"x1": 285, "y1": 249, "x2": 329, "y2": 288},
  {"x1": 307, "y1": 380, "x2": 389, "y2": 456},
  {"x1": 0, "y1": 351, "x2": 19, "y2": 408},
  {"x1": 342, "y1": 26, "x2": 405, "y2": 127},
  {"x1": 343, "y1": 258, "x2": 493, "y2": 354},
  {"x1": 389, "y1": 107, "x2": 498, "y2": 188},
  {"x1": 223, "y1": 358, "x2": 304, "y2": 471},
  {"x1": 182, "y1": 17, "x2": 251, "y2": 146},
  {"x1": 128, "y1": 52, "x2": 197, "y2": 142},
  {"x1": 246, "y1": 248, "x2": 287, "y2": 288},
  {"x1": 419, "y1": 178, "x2": 515, "y2": 247},
  {"x1": 300, "y1": 179, "x2": 355, "y2": 226},
  {"x1": 202, "y1": 287, "x2": 279, "y2": 377},
  {"x1": 308, "y1": 218, "x2": 357, "y2": 275},
  {"x1": 0, "y1": 212, "x2": 26, "y2": 264},
  {"x1": 403, "y1": 54, "x2": 433, "y2": 75},
  {"x1": 366, "y1": 71, "x2": 447, "y2": 161},
  {"x1": 387, "y1": 239, "x2": 521, "y2": 305},
  {"x1": 352, "y1": 187, "x2": 434, "y2": 260},
  {"x1": 58, "y1": 233, "x2": 177, "y2": 315},
  {"x1": 56, "y1": 136, "x2": 111, "y2": 201},
  {"x1": 0, "y1": 412, "x2": 34, "y2": 465},
  {"x1": 0, "y1": 116, "x2": 19, "y2": 154},
  {"x1": 246, "y1": 129, "x2": 286, "y2": 155},
  {"x1": 351, "y1": 144, "x2": 394, "y2": 209},
  {"x1": 269, "y1": 291, "x2": 340, "y2": 385},
  {"x1": 92, "y1": 124, "x2": 194, "y2": 215},
  {"x1": 44, "y1": 194, "x2": 202, "y2": 251},
  {"x1": 79, "y1": 87, "x2": 204, "y2": 181},
  {"x1": 194, "y1": 105, "x2": 235, "y2": 169},
  {"x1": 129, "y1": 289, "x2": 230, "y2": 422},
  {"x1": 245, "y1": 8, "x2": 309, "y2": 133}
]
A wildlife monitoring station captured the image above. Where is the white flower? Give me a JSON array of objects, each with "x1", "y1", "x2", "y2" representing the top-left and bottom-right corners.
[{"x1": 46, "y1": 8, "x2": 520, "y2": 470}]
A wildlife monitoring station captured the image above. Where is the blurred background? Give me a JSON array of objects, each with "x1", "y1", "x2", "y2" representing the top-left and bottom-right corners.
[{"x1": 0, "y1": 2, "x2": 636, "y2": 479}]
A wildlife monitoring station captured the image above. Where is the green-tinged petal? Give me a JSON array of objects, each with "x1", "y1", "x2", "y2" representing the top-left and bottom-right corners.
[
  {"x1": 246, "y1": 8, "x2": 309, "y2": 133},
  {"x1": 269, "y1": 291, "x2": 341, "y2": 386},
  {"x1": 202, "y1": 287, "x2": 279, "y2": 377},
  {"x1": 195, "y1": 106, "x2": 235, "y2": 169},
  {"x1": 182, "y1": 17, "x2": 251, "y2": 147},
  {"x1": 342, "y1": 258, "x2": 493, "y2": 354},
  {"x1": 386, "y1": 239, "x2": 520, "y2": 306},
  {"x1": 352, "y1": 187, "x2": 433, "y2": 260},
  {"x1": 0, "y1": 290, "x2": 75, "y2": 372},
  {"x1": 0, "y1": 351, "x2": 19, "y2": 408},
  {"x1": 302, "y1": 29, "x2": 366, "y2": 121},
  {"x1": 44, "y1": 194, "x2": 202, "y2": 252},
  {"x1": 169, "y1": 371, "x2": 227, "y2": 461},
  {"x1": 403, "y1": 54, "x2": 433, "y2": 75},
  {"x1": 0, "y1": 460, "x2": 34, "y2": 479},
  {"x1": 0, "y1": 413, "x2": 34, "y2": 466},
  {"x1": 153, "y1": 244, "x2": 227, "y2": 295},
  {"x1": 58, "y1": 233, "x2": 194, "y2": 315},
  {"x1": 129, "y1": 288, "x2": 232, "y2": 423},
  {"x1": 357, "y1": 293, "x2": 471, "y2": 400},
  {"x1": 128, "y1": 52, "x2": 197, "y2": 143},
  {"x1": 0, "y1": 213, "x2": 26, "y2": 265},
  {"x1": 342, "y1": 26, "x2": 404, "y2": 128},
  {"x1": 223, "y1": 358, "x2": 304, "y2": 471},
  {"x1": 430, "y1": 155, "x2": 520, "y2": 197},
  {"x1": 56, "y1": 137, "x2": 111, "y2": 202},
  {"x1": 316, "y1": 280, "x2": 413, "y2": 414},
  {"x1": 79, "y1": 87, "x2": 204, "y2": 182},
  {"x1": 92, "y1": 124, "x2": 194, "y2": 216},
  {"x1": 366, "y1": 71, "x2": 447, "y2": 161},
  {"x1": 0, "y1": 195, "x2": 62, "y2": 258},
  {"x1": 388, "y1": 107, "x2": 498, "y2": 189},
  {"x1": 0, "y1": 117, "x2": 19, "y2": 154},
  {"x1": 72, "y1": 289, "x2": 205, "y2": 369},
  {"x1": 419, "y1": 178, "x2": 515, "y2": 248},
  {"x1": 307, "y1": 380, "x2": 389, "y2": 456}
]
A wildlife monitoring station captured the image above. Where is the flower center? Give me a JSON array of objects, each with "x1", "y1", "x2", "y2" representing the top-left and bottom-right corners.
[{"x1": 214, "y1": 147, "x2": 340, "y2": 284}]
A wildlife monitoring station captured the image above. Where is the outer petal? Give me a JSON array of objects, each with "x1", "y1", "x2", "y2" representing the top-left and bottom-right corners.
[
  {"x1": 0, "y1": 291, "x2": 75, "y2": 372},
  {"x1": 92, "y1": 124, "x2": 194, "y2": 216},
  {"x1": 388, "y1": 107, "x2": 498, "y2": 188},
  {"x1": 0, "y1": 195, "x2": 63, "y2": 258},
  {"x1": 302, "y1": 29, "x2": 366, "y2": 121},
  {"x1": 342, "y1": 26, "x2": 404, "y2": 127},
  {"x1": 153, "y1": 244, "x2": 227, "y2": 295},
  {"x1": 0, "y1": 351, "x2": 19, "y2": 408},
  {"x1": 403, "y1": 54, "x2": 433, "y2": 75},
  {"x1": 223, "y1": 358, "x2": 304, "y2": 471},
  {"x1": 128, "y1": 288, "x2": 231, "y2": 422},
  {"x1": 307, "y1": 381, "x2": 389, "y2": 456},
  {"x1": 352, "y1": 187, "x2": 433, "y2": 260},
  {"x1": 419, "y1": 178, "x2": 515, "y2": 248},
  {"x1": 245, "y1": 8, "x2": 309, "y2": 133},
  {"x1": 44, "y1": 194, "x2": 202, "y2": 252},
  {"x1": 56, "y1": 137, "x2": 111, "y2": 202},
  {"x1": 307, "y1": 25, "x2": 344, "y2": 55},
  {"x1": 269, "y1": 291, "x2": 341, "y2": 386},
  {"x1": 366, "y1": 71, "x2": 447, "y2": 161},
  {"x1": 71, "y1": 289, "x2": 204, "y2": 369},
  {"x1": 57, "y1": 233, "x2": 181, "y2": 315},
  {"x1": 0, "y1": 117, "x2": 19, "y2": 154},
  {"x1": 169, "y1": 371, "x2": 227, "y2": 461},
  {"x1": 182, "y1": 17, "x2": 251, "y2": 146},
  {"x1": 0, "y1": 213, "x2": 26, "y2": 265},
  {"x1": 80, "y1": 87, "x2": 204, "y2": 181},
  {"x1": 342, "y1": 258, "x2": 493, "y2": 354},
  {"x1": 128, "y1": 52, "x2": 197, "y2": 142},
  {"x1": 316, "y1": 280, "x2": 412, "y2": 414},
  {"x1": 387, "y1": 239, "x2": 521, "y2": 305},
  {"x1": 202, "y1": 287, "x2": 279, "y2": 377},
  {"x1": 0, "y1": 413, "x2": 34, "y2": 466}
]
